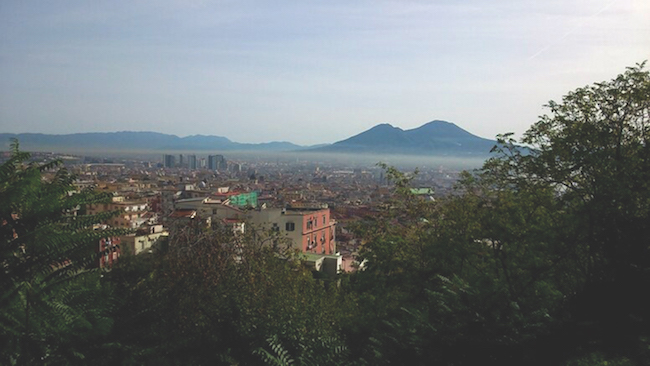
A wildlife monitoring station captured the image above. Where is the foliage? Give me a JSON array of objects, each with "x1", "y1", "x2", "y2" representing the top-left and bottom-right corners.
[
  {"x1": 481, "y1": 62, "x2": 650, "y2": 360},
  {"x1": 254, "y1": 333, "x2": 348, "y2": 366},
  {"x1": 344, "y1": 63, "x2": 650, "y2": 365},
  {"x1": 104, "y1": 225, "x2": 348, "y2": 365},
  {"x1": 0, "y1": 139, "x2": 124, "y2": 365},
  {"x1": 564, "y1": 352, "x2": 635, "y2": 366},
  {"x1": 344, "y1": 165, "x2": 573, "y2": 364}
]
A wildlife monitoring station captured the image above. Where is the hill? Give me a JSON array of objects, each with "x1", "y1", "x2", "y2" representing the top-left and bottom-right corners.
[{"x1": 311, "y1": 120, "x2": 496, "y2": 155}]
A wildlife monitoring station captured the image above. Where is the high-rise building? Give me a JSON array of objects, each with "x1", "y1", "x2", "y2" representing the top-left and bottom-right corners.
[
  {"x1": 217, "y1": 155, "x2": 226, "y2": 170},
  {"x1": 163, "y1": 154, "x2": 176, "y2": 168},
  {"x1": 207, "y1": 155, "x2": 216, "y2": 170},
  {"x1": 208, "y1": 154, "x2": 226, "y2": 171},
  {"x1": 188, "y1": 155, "x2": 197, "y2": 170},
  {"x1": 179, "y1": 154, "x2": 184, "y2": 168}
]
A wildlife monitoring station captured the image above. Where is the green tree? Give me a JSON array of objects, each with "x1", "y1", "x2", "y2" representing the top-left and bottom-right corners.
[
  {"x1": 345, "y1": 63, "x2": 650, "y2": 365},
  {"x1": 476, "y1": 62, "x2": 650, "y2": 360},
  {"x1": 104, "y1": 225, "x2": 349, "y2": 365},
  {"x1": 0, "y1": 140, "x2": 124, "y2": 365}
]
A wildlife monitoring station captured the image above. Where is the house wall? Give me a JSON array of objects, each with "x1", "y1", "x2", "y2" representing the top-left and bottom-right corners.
[
  {"x1": 121, "y1": 229, "x2": 168, "y2": 255},
  {"x1": 247, "y1": 208, "x2": 336, "y2": 254},
  {"x1": 299, "y1": 209, "x2": 336, "y2": 255},
  {"x1": 87, "y1": 201, "x2": 149, "y2": 228}
]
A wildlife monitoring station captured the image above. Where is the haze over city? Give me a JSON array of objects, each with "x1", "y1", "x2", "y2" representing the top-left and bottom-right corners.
[
  {"x1": 1, "y1": 0, "x2": 649, "y2": 145},
  {"x1": 3, "y1": 1, "x2": 650, "y2": 364}
]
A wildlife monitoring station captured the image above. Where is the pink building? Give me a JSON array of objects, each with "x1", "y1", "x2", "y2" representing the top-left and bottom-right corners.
[
  {"x1": 299, "y1": 208, "x2": 335, "y2": 255},
  {"x1": 247, "y1": 206, "x2": 336, "y2": 255}
]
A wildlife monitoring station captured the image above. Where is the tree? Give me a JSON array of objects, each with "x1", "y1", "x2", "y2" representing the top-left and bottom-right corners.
[
  {"x1": 487, "y1": 62, "x2": 650, "y2": 272},
  {"x1": 344, "y1": 63, "x2": 650, "y2": 365},
  {"x1": 0, "y1": 140, "x2": 124, "y2": 365},
  {"x1": 454, "y1": 62, "x2": 650, "y2": 362},
  {"x1": 103, "y1": 225, "x2": 349, "y2": 365},
  {"x1": 345, "y1": 165, "x2": 575, "y2": 364},
  {"x1": 484, "y1": 63, "x2": 650, "y2": 358}
]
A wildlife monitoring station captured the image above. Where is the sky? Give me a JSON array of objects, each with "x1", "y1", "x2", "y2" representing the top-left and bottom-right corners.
[{"x1": 1, "y1": 0, "x2": 649, "y2": 146}]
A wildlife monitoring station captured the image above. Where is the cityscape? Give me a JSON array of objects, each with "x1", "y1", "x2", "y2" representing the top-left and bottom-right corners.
[
  {"x1": 1, "y1": 1, "x2": 649, "y2": 364},
  {"x1": 1, "y1": 147, "x2": 462, "y2": 274}
]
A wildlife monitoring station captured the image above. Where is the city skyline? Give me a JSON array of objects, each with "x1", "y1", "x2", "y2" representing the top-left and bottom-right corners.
[{"x1": 1, "y1": 0, "x2": 649, "y2": 145}]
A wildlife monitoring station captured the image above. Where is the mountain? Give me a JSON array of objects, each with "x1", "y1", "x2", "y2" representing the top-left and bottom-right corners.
[
  {"x1": 0, "y1": 132, "x2": 304, "y2": 153},
  {"x1": 334, "y1": 123, "x2": 411, "y2": 148},
  {"x1": 0, "y1": 121, "x2": 495, "y2": 156},
  {"x1": 312, "y1": 120, "x2": 496, "y2": 156}
]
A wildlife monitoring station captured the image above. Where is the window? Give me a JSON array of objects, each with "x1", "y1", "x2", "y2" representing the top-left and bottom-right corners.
[
  {"x1": 323, "y1": 215, "x2": 326, "y2": 225},
  {"x1": 286, "y1": 222, "x2": 295, "y2": 231}
]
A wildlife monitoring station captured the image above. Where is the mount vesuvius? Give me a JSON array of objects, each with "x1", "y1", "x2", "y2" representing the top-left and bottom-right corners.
[{"x1": 311, "y1": 120, "x2": 496, "y2": 156}]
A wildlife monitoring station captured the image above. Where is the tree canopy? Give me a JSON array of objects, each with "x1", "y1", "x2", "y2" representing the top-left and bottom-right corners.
[
  {"x1": 342, "y1": 62, "x2": 650, "y2": 365},
  {"x1": 0, "y1": 140, "x2": 124, "y2": 365}
]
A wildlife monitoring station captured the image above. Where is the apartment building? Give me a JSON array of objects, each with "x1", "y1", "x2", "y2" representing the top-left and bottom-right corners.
[
  {"x1": 87, "y1": 196, "x2": 151, "y2": 229},
  {"x1": 247, "y1": 205, "x2": 336, "y2": 255},
  {"x1": 120, "y1": 224, "x2": 169, "y2": 255}
]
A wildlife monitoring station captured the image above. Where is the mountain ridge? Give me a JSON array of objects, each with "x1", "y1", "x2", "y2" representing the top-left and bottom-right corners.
[
  {"x1": 311, "y1": 120, "x2": 496, "y2": 156},
  {"x1": 0, "y1": 131, "x2": 305, "y2": 152},
  {"x1": 1, "y1": 120, "x2": 497, "y2": 156}
]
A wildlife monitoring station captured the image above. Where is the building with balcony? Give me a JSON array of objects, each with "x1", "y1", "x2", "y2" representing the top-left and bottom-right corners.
[{"x1": 87, "y1": 197, "x2": 151, "y2": 229}]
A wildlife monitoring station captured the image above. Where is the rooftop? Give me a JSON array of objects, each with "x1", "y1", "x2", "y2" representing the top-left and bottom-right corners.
[{"x1": 169, "y1": 209, "x2": 196, "y2": 219}]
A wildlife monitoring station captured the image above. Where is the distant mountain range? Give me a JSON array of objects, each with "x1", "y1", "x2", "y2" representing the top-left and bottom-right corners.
[
  {"x1": 0, "y1": 131, "x2": 304, "y2": 152},
  {"x1": 1, "y1": 120, "x2": 497, "y2": 156},
  {"x1": 309, "y1": 120, "x2": 496, "y2": 156}
]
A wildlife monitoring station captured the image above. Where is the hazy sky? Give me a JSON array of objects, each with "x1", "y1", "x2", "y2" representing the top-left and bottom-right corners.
[{"x1": 1, "y1": 0, "x2": 648, "y2": 145}]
